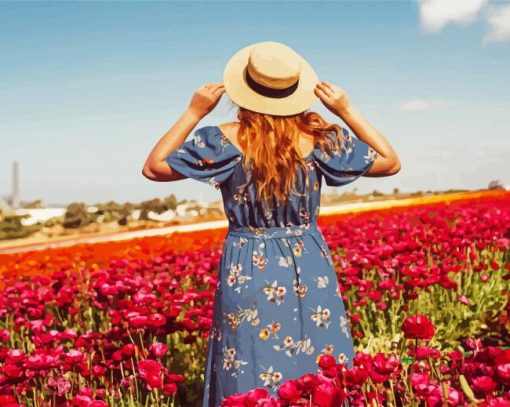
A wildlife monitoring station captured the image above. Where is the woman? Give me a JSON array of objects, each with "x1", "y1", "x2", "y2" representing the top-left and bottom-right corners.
[{"x1": 143, "y1": 41, "x2": 400, "y2": 406}]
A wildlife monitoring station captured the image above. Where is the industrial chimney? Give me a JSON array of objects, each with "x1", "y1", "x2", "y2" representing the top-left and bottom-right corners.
[{"x1": 12, "y1": 161, "x2": 19, "y2": 209}]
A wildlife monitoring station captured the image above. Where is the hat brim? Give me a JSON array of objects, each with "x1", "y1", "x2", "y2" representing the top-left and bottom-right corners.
[{"x1": 223, "y1": 42, "x2": 320, "y2": 116}]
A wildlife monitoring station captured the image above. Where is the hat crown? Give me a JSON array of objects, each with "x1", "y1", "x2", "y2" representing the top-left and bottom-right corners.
[{"x1": 246, "y1": 42, "x2": 301, "y2": 90}]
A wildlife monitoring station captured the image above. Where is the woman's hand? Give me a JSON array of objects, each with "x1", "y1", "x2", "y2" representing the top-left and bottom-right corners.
[
  {"x1": 188, "y1": 82, "x2": 225, "y2": 119},
  {"x1": 314, "y1": 81, "x2": 353, "y2": 117}
]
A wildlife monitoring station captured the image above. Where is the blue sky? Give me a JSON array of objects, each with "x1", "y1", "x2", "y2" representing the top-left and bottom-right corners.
[{"x1": 1, "y1": 1, "x2": 509, "y2": 206}]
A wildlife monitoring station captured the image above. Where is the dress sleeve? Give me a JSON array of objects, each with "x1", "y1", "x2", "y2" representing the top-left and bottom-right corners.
[
  {"x1": 165, "y1": 125, "x2": 242, "y2": 189},
  {"x1": 311, "y1": 126, "x2": 378, "y2": 187}
]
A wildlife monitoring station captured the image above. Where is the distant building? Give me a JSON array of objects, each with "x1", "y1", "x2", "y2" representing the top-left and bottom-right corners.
[
  {"x1": 0, "y1": 197, "x2": 11, "y2": 213},
  {"x1": 15, "y1": 208, "x2": 66, "y2": 226}
]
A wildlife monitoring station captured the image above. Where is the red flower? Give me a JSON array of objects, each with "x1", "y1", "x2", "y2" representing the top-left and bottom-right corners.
[
  {"x1": 378, "y1": 279, "x2": 395, "y2": 290},
  {"x1": 318, "y1": 354, "x2": 336, "y2": 370},
  {"x1": 369, "y1": 290, "x2": 382, "y2": 301},
  {"x1": 411, "y1": 372, "x2": 430, "y2": 388},
  {"x1": 372, "y1": 353, "x2": 401, "y2": 376},
  {"x1": 496, "y1": 364, "x2": 510, "y2": 385},
  {"x1": 0, "y1": 395, "x2": 20, "y2": 407},
  {"x1": 148, "y1": 313, "x2": 167, "y2": 328},
  {"x1": 138, "y1": 359, "x2": 163, "y2": 389},
  {"x1": 298, "y1": 373, "x2": 320, "y2": 392},
  {"x1": 413, "y1": 346, "x2": 441, "y2": 360},
  {"x1": 71, "y1": 395, "x2": 100, "y2": 407},
  {"x1": 220, "y1": 393, "x2": 245, "y2": 407},
  {"x1": 277, "y1": 379, "x2": 302, "y2": 402},
  {"x1": 472, "y1": 376, "x2": 497, "y2": 393},
  {"x1": 479, "y1": 396, "x2": 510, "y2": 407},
  {"x1": 312, "y1": 383, "x2": 345, "y2": 407},
  {"x1": 2, "y1": 364, "x2": 23, "y2": 379},
  {"x1": 163, "y1": 382, "x2": 178, "y2": 396},
  {"x1": 402, "y1": 315, "x2": 435, "y2": 341},
  {"x1": 346, "y1": 366, "x2": 369, "y2": 386},
  {"x1": 244, "y1": 388, "x2": 270, "y2": 407}
]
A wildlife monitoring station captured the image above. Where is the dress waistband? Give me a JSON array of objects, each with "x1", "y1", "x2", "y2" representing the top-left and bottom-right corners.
[{"x1": 227, "y1": 222, "x2": 320, "y2": 239}]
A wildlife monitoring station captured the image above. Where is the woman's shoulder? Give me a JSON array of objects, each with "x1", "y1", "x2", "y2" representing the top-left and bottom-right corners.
[
  {"x1": 165, "y1": 124, "x2": 243, "y2": 189},
  {"x1": 217, "y1": 121, "x2": 241, "y2": 141}
]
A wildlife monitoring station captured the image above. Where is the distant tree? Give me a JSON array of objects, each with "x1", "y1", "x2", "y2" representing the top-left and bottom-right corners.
[
  {"x1": 488, "y1": 180, "x2": 504, "y2": 190},
  {"x1": 138, "y1": 198, "x2": 165, "y2": 221},
  {"x1": 393, "y1": 187, "x2": 400, "y2": 195},
  {"x1": 163, "y1": 194, "x2": 178, "y2": 211},
  {"x1": 0, "y1": 216, "x2": 32, "y2": 239},
  {"x1": 123, "y1": 202, "x2": 135, "y2": 212},
  {"x1": 63, "y1": 203, "x2": 91, "y2": 229},
  {"x1": 117, "y1": 203, "x2": 135, "y2": 226}
]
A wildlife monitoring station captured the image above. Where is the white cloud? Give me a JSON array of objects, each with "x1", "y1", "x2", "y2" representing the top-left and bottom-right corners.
[
  {"x1": 482, "y1": 3, "x2": 510, "y2": 43},
  {"x1": 418, "y1": 0, "x2": 488, "y2": 34},
  {"x1": 399, "y1": 98, "x2": 459, "y2": 111}
]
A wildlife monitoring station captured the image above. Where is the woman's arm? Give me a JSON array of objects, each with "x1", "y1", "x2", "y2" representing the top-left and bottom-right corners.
[
  {"x1": 315, "y1": 81, "x2": 401, "y2": 176},
  {"x1": 142, "y1": 83, "x2": 225, "y2": 182},
  {"x1": 142, "y1": 108, "x2": 202, "y2": 182}
]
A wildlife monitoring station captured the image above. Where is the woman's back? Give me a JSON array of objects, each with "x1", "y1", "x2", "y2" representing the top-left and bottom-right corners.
[{"x1": 165, "y1": 124, "x2": 378, "y2": 230}]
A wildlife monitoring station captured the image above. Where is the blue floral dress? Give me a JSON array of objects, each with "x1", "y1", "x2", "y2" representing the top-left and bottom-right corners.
[{"x1": 165, "y1": 125, "x2": 378, "y2": 406}]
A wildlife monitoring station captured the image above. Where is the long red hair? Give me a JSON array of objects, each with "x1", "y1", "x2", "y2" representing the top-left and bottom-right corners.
[{"x1": 227, "y1": 100, "x2": 344, "y2": 205}]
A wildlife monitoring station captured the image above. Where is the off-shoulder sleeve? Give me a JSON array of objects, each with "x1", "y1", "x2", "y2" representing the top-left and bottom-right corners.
[
  {"x1": 165, "y1": 125, "x2": 242, "y2": 189},
  {"x1": 311, "y1": 127, "x2": 378, "y2": 187}
]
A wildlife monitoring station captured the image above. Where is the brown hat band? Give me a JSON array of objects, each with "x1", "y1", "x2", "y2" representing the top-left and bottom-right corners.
[{"x1": 245, "y1": 68, "x2": 300, "y2": 99}]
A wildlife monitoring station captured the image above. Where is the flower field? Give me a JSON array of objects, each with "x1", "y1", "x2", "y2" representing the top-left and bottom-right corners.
[{"x1": 0, "y1": 191, "x2": 509, "y2": 406}]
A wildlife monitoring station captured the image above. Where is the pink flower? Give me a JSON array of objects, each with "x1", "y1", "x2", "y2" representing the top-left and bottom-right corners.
[
  {"x1": 496, "y1": 363, "x2": 510, "y2": 385},
  {"x1": 149, "y1": 342, "x2": 168, "y2": 358},
  {"x1": 459, "y1": 295, "x2": 469, "y2": 305},
  {"x1": 496, "y1": 238, "x2": 509, "y2": 250}
]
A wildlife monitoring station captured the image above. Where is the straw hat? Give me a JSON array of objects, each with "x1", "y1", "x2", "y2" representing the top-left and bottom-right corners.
[{"x1": 223, "y1": 41, "x2": 319, "y2": 116}]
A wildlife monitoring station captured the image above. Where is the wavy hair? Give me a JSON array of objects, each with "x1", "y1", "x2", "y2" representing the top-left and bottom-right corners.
[{"x1": 226, "y1": 100, "x2": 345, "y2": 206}]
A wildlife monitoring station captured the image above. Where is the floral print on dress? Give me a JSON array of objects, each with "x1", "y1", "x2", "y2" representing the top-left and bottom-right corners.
[
  {"x1": 259, "y1": 366, "x2": 283, "y2": 388},
  {"x1": 226, "y1": 262, "x2": 252, "y2": 294},
  {"x1": 222, "y1": 346, "x2": 248, "y2": 377},
  {"x1": 340, "y1": 315, "x2": 351, "y2": 338},
  {"x1": 252, "y1": 241, "x2": 269, "y2": 271},
  {"x1": 312, "y1": 127, "x2": 379, "y2": 187},
  {"x1": 292, "y1": 278, "x2": 308, "y2": 299},
  {"x1": 223, "y1": 305, "x2": 260, "y2": 333},
  {"x1": 310, "y1": 305, "x2": 332, "y2": 328},
  {"x1": 165, "y1": 125, "x2": 376, "y2": 406},
  {"x1": 263, "y1": 280, "x2": 287, "y2": 305},
  {"x1": 272, "y1": 335, "x2": 315, "y2": 357},
  {"x1": 259, "y1": 322, "x2": 282, "y2": 341},
  {"x1": 314, "y1": 275, "x2": 330, "y2": 289}
]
